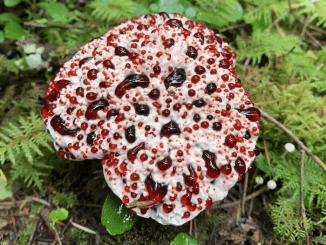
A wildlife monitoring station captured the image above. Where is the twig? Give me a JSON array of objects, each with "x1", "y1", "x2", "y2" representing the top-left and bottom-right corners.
[
  {"x1": 194, "y1": 218, "x2": 198, "y2": 239},
  {"x1": 300, "y1": 150, "x2": 310, "y2": 245},
  {"x1": 189, "y1": 219, "x2": 193, "y2": 236},
  {"x1": 28, "y1": 221, "x2": 38, "y2": 245},
  {"x1": 60, "y1": 218, "x2": 72, "y2": 236},
  {"x1": 24, "y1": 22, "x2": 97, "y2": 29},
  {"x1": 216, "y1": 186, "x2": 267, "y2": 209},
  {"x1": 241, "y1": 173, "x2": 249, "y2": 215},
  {"x1": 248, "y1": 197, "x2": 255, "y2": 217},
  {"x1": 287, "y1": 0, "x2": 324, "y2": 49},
  {"x1": 263, "y1": 139, "x2": 271, "y2": 165},
  {"x1": 257, "y1": 107, "x2": 326, "y2": 172},
  {"x1": 70, "y1": 220, "x2": 97, "y2": 235},
  {"x1": 298, "y1": 14, "x2": 311, "y2": 46}
]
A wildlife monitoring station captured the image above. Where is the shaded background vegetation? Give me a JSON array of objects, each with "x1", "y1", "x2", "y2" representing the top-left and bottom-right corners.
[{"x1": 0, "y1": 0, "x2": 326, "y2": 244}]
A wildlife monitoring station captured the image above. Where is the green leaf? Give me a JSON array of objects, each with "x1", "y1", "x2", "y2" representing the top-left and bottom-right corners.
[
  {"x1": 49, "y1": 208, "x2": 69, "y2": 222},
  {"x1": 101, "y1": 191, "x2": 138, "y2": 235},
  {"x1": 0, "y1": 13, "x2": 21, "y2": 25},
  {"x1": 0, "y1": 178, "x2": 13, "y2": 200},
  {"x1": 0, "y1": 31, "x2": 4, "y2": 43},
  {"x1": 227, "y1": 1, "x2": 243, "y2": 22},
  {"x1": 170, "y1": 232, "x2": 198, "y2": 245},
  {"x1": 255, "y1": 154, "x2": 270, "y2": 174},
  {"x1": 4, "y1": 0, "x2": 22, "y2": 7},
  {"x1": 44, "y1": 3, "x2": 69, "y2": 24},
  {"x1": 4, "y1": 22, "x2": 25, "y2": 40}
]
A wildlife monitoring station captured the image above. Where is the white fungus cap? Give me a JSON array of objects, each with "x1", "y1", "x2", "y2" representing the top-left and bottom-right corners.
[
  {"x1": 41, "y1": 13, "x2": 261, "y2": 226},
  {"x1": 284, "y1": 143, "x2": 295, "y2": 152},
  {"x1": 255, "y1": 176, "x2": 263, "y2": 185},
  {"x1": 267, "y1": 180, "x2": 277, "y2": 190}
]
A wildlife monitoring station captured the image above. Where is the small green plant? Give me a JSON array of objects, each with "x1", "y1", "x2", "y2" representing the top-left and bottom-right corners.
[{"x1": 53, "y1": 191, "x2": 77, "y2": 209}]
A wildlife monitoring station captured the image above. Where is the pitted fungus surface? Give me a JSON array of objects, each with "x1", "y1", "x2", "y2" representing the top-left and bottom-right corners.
[{"x1": 41, "y1": 13, "x2": 261, "y2": 226}]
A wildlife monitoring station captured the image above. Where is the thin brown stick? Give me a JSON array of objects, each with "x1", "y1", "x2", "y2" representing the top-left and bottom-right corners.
[
  {"x1": 194, "y1": 218, "x2": 198, "y2": 239},
  {"x1": 263, "y1": 139, "x2": 271, "y2": 165},
  {"x1": 300, "y1": 150, "x2": 310, "y2": 245},
  {"x1": 248, "y1": 197, "x2": 255, "y2": 218},
  {"x1": 298, "y1": 14, "x2": 311, "y2": 46},
  {"x1": 216, "y1": 186, "x2": 267, "y2": 209},
  {"x1": 257, "y1": 107, "x2": 326, "y2": 172},
  {"x1": 287, "y1": 0, "x2": 324, "y2": 49},
  {"x1": 189, "y1": 219, "x2": 193, "y2": 236},
  {"x1": 24, "y1": 22, "x2": 97, "y2": 29},
  {"x1": 28, "y1": 221, "x2": 38, "y2": 245},
  {"x1": 241, "y1": 173, "x2": 249, "y2": 215}
]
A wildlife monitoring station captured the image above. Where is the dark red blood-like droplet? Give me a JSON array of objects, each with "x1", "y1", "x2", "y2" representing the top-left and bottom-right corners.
[
  {"x1": 79, "y1": 57, "x2": 92, "y2": 68},
  {"x1": 181, "y1": 189, "x2": 192, "y2": 205},
  {"x1": 145, "y1": 174, "x2": 168, "y2": 204},
  {"x1": 86, "y1": 132, "x2": 96, "y2": 145},
  {"x1": 205, "y1": 197, "x2": 213, "y2": 209},
  {"x1": 176, "y1": 182, "x2": 182, "y2": 191},
  {"x1": 247, "y1": 163, "x2": 254, "y2": 174},
  {"x1": 134, "y1": 103, "x2": 150, "y2": 116},
  {"x1": 128, "y1": 52, "x2": 138, "y2": 60},
  {"x1": 183, "y1": 165, "x2": 198, "y2": 187},
  {"x1": 50, "y1": 115, "x2": 80, "y2": 136},
  {"x1": 193, "y1": 182, "x2": 199, "y2": 195},
  {"x1": 157, "y1": 156, "x2": 172, "y2": 171},
  {"x1": 237, "y1": 107, "x2": 261, "y2": 122},
  {"x1": 162, "y1": 204, "x2": 174, "y2": 213},
  {"x1": 233, "y1": 119, "x2": 242, "y2": 130},
  {"x1": 187, "y1": 202, "x2": 196, "y2": 212},
  {"x1": 213, "y1": 34, "x2": 222, "y2": 44},
  {"x1": 86, "y1": 92, "x2": 98, "y2": 101},
  {"x1": 219, "y1": 59, "x2": 230, "y2": 69},
  {"x1": 125, "y1": 125, "x2": 136, "y2": 144},
  {"x1": 160, "y1": 120, "x2": 181, "y2": 138},
  {"x1": 193, "y1": 113, "x2": 201, "y2": 123},
  {"x1": 243, "y1": 129, "x2": 251, "y2": 139},
  {"x1": 194, "y1": 65, "x2": 205, "y2": 75},
  {"x1": 153, "y1": 66, "x2": 161, "y2": 75},
  {"x1": 194, "y1": 32, "x2": 204, "y2": 45},
  {"x1": 254, "y1": 146, "x2": 260, "y2": 156},
  {"x1": 224, "y1": 134, "x2": 237, "y2": 148},
  {"x1": 202, "y1": 150, "x2": 220, "y2": 179},
  {"x1": 148, "y1": 88, "x2": 160, "y2": 100},
  {"x1": 115, "y1": 74, "x2": 150, "y2": 99},
  {"x1": 235, "y1": 157, "x2": 246, "y2": 175},
  {"x1": 186, "y1": 46, "x2": 198, "y2": 60},
  {"x1": 127, "y1": 142, "x2": 145, "y2": 163},
  {"x1": 163, "y1": 38, "x2": 175, "y2": 49},
  {"x1": 106, "y1": 109, "x2": 119, "y2": 120},
  {"x1": 165, "y1": 19, "x2": 183, "y2": 29},
  {"x1": 54, "y1": 80, "x2": 70, "y2": 91},
  {"x1": 192, "y1": 99, "x2": 206, "y2": 108},
  {"x1": 220, "y1": 164, "x2": 232, "y2": 175},
  {"x1": 204, "y1": 83, "x2": 217, "y2": 95},
  {"x1": 159, "y1": 12, "x2": 170, "y2": 20},
  {"x1": 85, "y1": 99, "x2": 109, "y2": 120},
  {"x1": 87, "y1": 69, "x2": 98, "y2": 80},
  {"x1": 130, "y1": 173, "x2": 140, "y2": 181},
  {"x1": 164, "y1": 68, "x2": 186, "y2": 90},
  {"x1": 212, "y1": 122, "x2": 222, "y2": 131},
  {"x1": 103, "y1": 59, "x2": 115, "y2": 70},
  {"x1": 99, "y1": 82, "x2": 111, "y2": 88},
  {"x1": 115, "y1": 46, "x2": 130, "y2": 56},
  {"x1": 182, "y1": 211, "x2": 190, "y2": 219}
]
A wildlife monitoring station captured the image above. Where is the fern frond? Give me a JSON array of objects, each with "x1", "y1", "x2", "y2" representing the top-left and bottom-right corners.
[
  {"x1": 236, "y1": 29, "x2": 299, "y2": 65},
  {"x1": 87, "y1": 0, "x2": 137, "y2": 23},
  {"x1": 0, "y1": 110, "x2": 53, "y2": 164},
  {"x1": 297, "y1": 0, "x2": 326, "y2": 28}
]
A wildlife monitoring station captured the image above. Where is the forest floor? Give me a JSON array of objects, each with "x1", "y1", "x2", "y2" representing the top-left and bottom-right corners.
[{"x1": 0, "y1": 166, "x2": 277, "y2": 245}]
